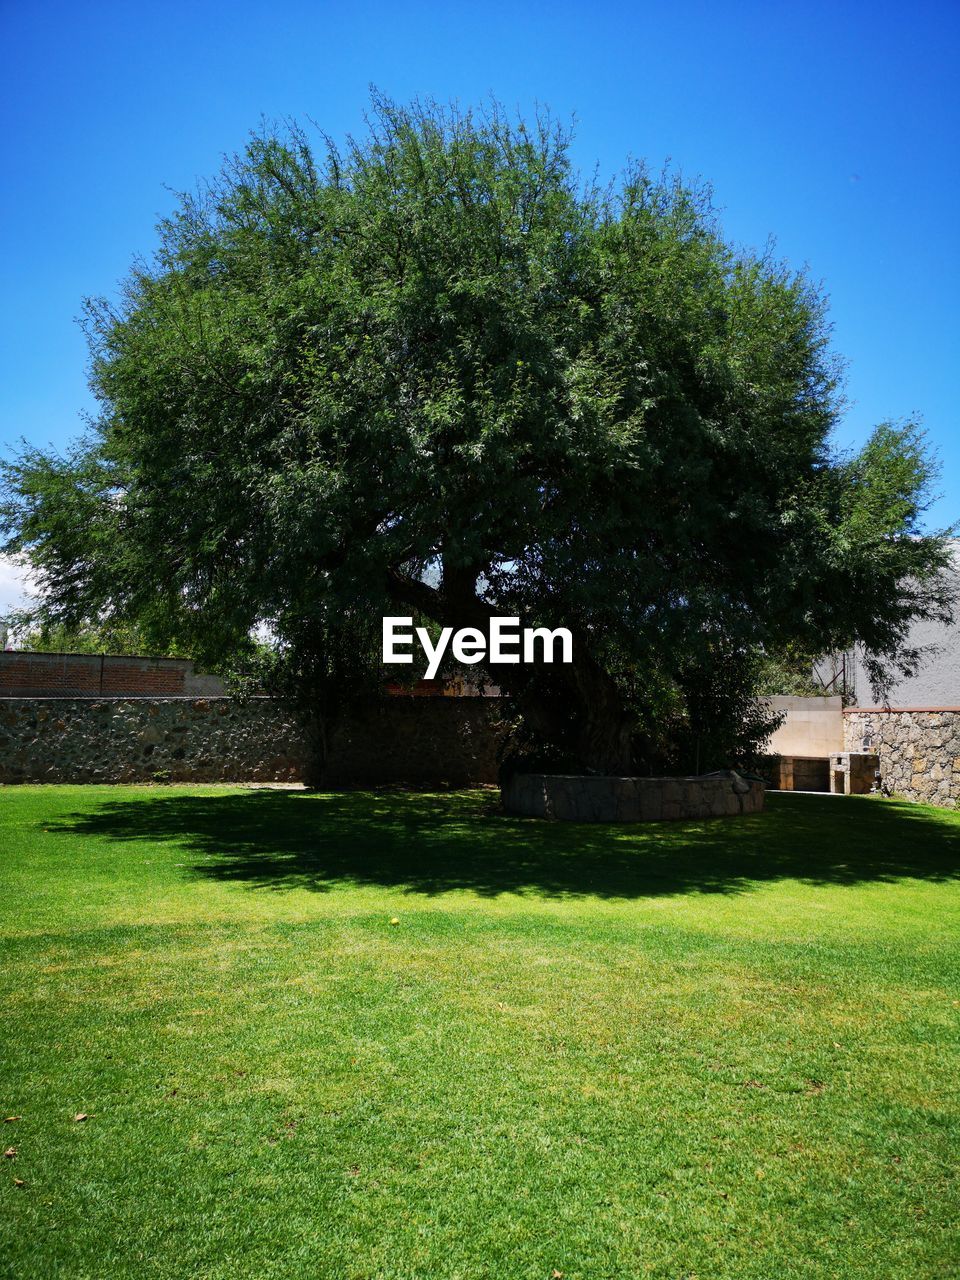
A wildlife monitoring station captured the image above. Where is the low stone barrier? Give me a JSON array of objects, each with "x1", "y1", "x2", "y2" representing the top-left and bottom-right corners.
[{"x1": 501, "y1": 771, "x2": 764, "y2": 822}]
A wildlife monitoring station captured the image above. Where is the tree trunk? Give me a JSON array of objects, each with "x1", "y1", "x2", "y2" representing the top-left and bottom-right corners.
[
  {"x1": 576, "y1": 706, "x2": 633, "y2": 774},
  {"x1": 385, "y1": 566, "x2": 636, "y2": 775},
  {"x1": 300, "y1": 710, "x2": 328, "y2": 789},
  {"x1": 568, "y1": 655, "x2": 634, "y2": 774}
]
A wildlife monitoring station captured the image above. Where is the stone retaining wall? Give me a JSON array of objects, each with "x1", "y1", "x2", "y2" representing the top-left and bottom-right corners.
[
  {"x1": 0, "y1": 697, "x2": 507, "y2": 787},
  {"x1": 502, "y1": 771, "x2": 764, "y2": 822},
  {"x1": 843, "y1": 709, "x2": 960, "y2": 808}
]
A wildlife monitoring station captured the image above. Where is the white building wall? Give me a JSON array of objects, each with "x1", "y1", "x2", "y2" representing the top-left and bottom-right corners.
[{"x1": 812, "y1": 543, "x2": 960, "y2": 708}]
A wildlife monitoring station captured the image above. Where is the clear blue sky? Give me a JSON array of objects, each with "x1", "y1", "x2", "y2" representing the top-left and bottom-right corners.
[{"x1": 1, "y1": 0, "x2": 958, "y2": 551}]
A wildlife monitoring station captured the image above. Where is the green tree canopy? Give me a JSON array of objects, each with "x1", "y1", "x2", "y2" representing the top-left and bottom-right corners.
[{"x1": 2, "y1": 95, "x2": 954, "y2": 773}]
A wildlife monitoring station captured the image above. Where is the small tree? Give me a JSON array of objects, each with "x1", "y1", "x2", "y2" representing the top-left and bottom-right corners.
[
  {"x1": 3, "y1": 615, "x2": 186, "y2": 657},
  {"x1": 2, "y1": 96, "x2": 954, "y2": 774}
]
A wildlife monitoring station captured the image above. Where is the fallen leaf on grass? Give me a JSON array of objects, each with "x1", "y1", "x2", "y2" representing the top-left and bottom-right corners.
[
  {"x1": 3, "y1": 1117, "x2": 20, "y2": 1123},
  {"x1": 13, "y1": 1177, "x2": 25, "y2": 1187},
  {"x1": 552, "y1": 1271, "x2": 564, "y2": 1278},
  {"x1": 3, "y1": 1148, "x2": 16, "y2": 1159},
  {"x1": 73, "y1": 1113, "x2": 90, "y2": 1123}
]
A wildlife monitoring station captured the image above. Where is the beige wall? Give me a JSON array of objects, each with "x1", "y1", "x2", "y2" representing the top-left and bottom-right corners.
[{"x1": 765, "y1": 696, "x2": 844, "y2": 757}]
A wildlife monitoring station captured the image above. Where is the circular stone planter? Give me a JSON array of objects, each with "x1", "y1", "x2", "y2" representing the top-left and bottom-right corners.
[{"x1": 501, "y1": 770, "x2": 764, "y2": 822}]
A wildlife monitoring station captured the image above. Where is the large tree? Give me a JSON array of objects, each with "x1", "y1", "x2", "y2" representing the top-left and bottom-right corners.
[{"x1": 2, "y1": 96, "x2": 954, "y2": 774}]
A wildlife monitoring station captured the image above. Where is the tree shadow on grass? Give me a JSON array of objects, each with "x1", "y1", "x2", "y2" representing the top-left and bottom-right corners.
[{"x1": 51, "y1": 788, "x2": 960, "y2": 900}]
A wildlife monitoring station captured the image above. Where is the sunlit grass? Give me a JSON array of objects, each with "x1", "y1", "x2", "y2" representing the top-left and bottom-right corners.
[{"x1": 2, "y1": 785, "x2": 958, "y2": 1278}]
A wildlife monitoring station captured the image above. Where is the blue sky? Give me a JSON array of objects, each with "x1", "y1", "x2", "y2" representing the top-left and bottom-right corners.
[{"x1": 1, "y1": 0, "x2": 957, "y2": 608}]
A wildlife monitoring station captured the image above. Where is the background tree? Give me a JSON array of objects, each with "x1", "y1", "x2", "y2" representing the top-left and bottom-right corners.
[
  {"x1": 0, "y1": 604, "x2": 191, "y2": 657},
  {"x1": 2, "y1": 95, "x2": 954, "y2": 775}
]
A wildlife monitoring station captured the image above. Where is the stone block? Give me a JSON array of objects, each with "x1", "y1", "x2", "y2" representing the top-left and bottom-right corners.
[{"x1": 501, "y1": 772, "x2": 764, "y2": 823}]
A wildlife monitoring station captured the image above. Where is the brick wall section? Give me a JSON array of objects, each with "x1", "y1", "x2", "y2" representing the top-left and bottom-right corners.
[
  {"x1": 843, "y1": 709, "x2": 960, "y2": 809},
  {"x1": 0, "y1": 651, "x2": 228, "y2": 698},
  {"x1": 0, "y1": 697, "x2": 507, "y2": 786},
  {"x1": 0, "y1": 652, "x2": 107, "y2": 696}
]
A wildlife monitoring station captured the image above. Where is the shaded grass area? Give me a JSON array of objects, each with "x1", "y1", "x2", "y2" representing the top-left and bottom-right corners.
[
  {"x1": 39, "y1": 783, "x2": 960, "y2": 897},
  {"x1": 1, "y1": 785, "x2": 959, "y2": 1279}
]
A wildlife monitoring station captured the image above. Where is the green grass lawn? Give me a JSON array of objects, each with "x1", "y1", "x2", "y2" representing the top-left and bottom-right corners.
[{"x1": 1, "y1": 785, "x2": 958, "y2": 1280}]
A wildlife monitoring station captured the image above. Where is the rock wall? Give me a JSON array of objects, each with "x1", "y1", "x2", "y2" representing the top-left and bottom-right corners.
[
  {"x1": 502, "y1": 771, "x2": 764, "y2": 822},
  {"x1": 0, "y1": 697, "x2": 507, "y2": 787},
  {"x1": 843, "y1": 709, "x2": 960, "y2": 808},
  {"x1": 8, "y1": 697, "x2": 957, "y2": 806}
]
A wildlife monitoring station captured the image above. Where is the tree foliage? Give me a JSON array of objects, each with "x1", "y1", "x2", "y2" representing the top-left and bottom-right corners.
[
  {"x1": 7, "y1": 615, "x2": 186, "y2": 658},
  {"x1": 2, "y1": 95, "x2": 954, "y2": 773}
]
